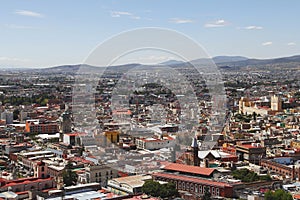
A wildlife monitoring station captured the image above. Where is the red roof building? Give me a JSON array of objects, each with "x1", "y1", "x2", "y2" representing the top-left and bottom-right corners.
[
  {"x1": 0, "y1": 177, "x2": 56, "y2": 193},
  {"x1": 163, "y1": 163, "x2": 215, "y2": 177}
]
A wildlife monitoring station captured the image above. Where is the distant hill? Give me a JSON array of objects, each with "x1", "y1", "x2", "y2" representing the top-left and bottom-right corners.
[
  {"x1": 212, "y1": 56, "x2": 248, "y2": 64},
  {"x1": 216, "y1": 55, "x2": 300, "y2": 69},
  {"x1": 159, "y1": 60, "x2": 185, "y2": 65},
  {"x1": 4, "y1": 55, "x2": 300, "y2": 73}
]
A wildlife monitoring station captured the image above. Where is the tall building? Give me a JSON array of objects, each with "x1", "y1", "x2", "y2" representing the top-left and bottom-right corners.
[
  {"x1": 59, "y1": 105, "x2": 72, "y2": 141},
  {"x1": 0, "y1": 110, "x2": 13, "y2": 124},
  {"x1": 271, "y1": 95, "x2": 282, "y2": 111},
  {"x1": 191, "y1": 137, "x2": 200, "y2": 166}
]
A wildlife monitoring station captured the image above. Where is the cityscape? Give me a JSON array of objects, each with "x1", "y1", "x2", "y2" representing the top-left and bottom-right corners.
[{"x1": 1, "y1": 1, "x2": 300, "y2": 200}]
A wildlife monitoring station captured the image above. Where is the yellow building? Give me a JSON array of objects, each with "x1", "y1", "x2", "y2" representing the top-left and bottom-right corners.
[{"x1": 104, "y1": 130, "x2": 120, "y2": 144}]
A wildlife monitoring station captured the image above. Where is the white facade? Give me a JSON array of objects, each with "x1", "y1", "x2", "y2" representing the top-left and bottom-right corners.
[{"x1": 135, "y1": 136, "x2": 175, "y2": 150}]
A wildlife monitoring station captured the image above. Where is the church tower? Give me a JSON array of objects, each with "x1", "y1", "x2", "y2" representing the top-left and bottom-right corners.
[
  {"x1": 271, "y1": 95, "x2": 282, "y2": 111},
  {"x1": 191, "y1": 137, "x2": 200, "y2": 166},
  {"x1": 59, "y1": 105, "x2": 72, "y2": 142}
]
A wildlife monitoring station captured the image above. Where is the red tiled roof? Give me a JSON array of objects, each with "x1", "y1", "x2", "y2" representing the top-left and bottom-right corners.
[
  {"x1": 65, "y1": 132, "x2": 87, "y2": 137},
  {"x1": 163, "y1": 163, "x2": 215, "y2": 176},
  {"x1": 294, "y1": 194, "x2": 300, "y2": 199},
  {"x1": 0, "y1": 177, "x2": 54, "y2": 188},
  {"x1": 153, "y1": 172, "x2": 233, "y2": 188},
  {"x1": 240, "y1": 144, "x2": 263, "y2": 149},
  {"x1": 15, "y1": 191, "x2": 29, "y2": 195}
]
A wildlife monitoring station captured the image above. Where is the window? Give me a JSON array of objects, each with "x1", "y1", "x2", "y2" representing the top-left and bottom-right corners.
[
  {"x1": 199, "y1": 185, "x2": 202, "y2": 193},
  {"x1": 216, "y1": 188, "x2": 219, "y2": 196},
  {"x1": 182, "y1": 182, "x2": 185, "y2": 190},
  {"x1": 190, "y1": 183, "x2": 194, "y2": 192},
  {"x1": 186, "y1": 183, "x2": 189, "y2": 190},
  {"x1": 195, "y1": 184, "x2": 198, "y2": 193},
  {"x1": 95, "y1": 173, "x2": 98, "y2": 177},
  {"x1": 212, "y1": 187, "x2": 215, "y2": 195}
]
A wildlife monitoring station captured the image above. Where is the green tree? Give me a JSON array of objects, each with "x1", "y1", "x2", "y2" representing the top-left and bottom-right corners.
[
  {"x1": 232, "y1": 168, "x2": 271, "y2": 182},
  {"x1": 142, "y1": 180, "x2": 179, "y2": 199},
  {"x1": 161, "y1": 182, "x2": 178, "y2": 199},
  {"x1": 142, "y1": 180, "x2": 161, "y2": 197},
  {"x1": 62, "y1": 162, "x2": 78, "y2": 186},
  {"x1": 265, "y1": 189, "x2": 292, "y2": 200},
  {"x1": 13, "y1": 109, "x2": 20, "y2": 120}
]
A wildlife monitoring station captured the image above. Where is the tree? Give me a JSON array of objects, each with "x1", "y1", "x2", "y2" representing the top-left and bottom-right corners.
[
  {"x1": 161, "y1": 182, "x2": 178, "y2": 199},
  {"x1": 142, "y1": 180, "x2": 179, "y2": 199},
  {"x1": 13, "y1": 109, "x2": 20, "y2": 120},
  {"x1": 203, "y1": 186, "x2": 211, "y2": 200},
  {"x1": 232, "y1": 168, "x2": 271, "y2": 182},
  {"x1": 265, "y1": 189, "x2": 292, "y2": 200},
  {"x1": 62, "y1": 162, "x2": 78, "y2": 186},
  {"x1": 142, "y1": 180, "x2": 161, "y2": 197}
]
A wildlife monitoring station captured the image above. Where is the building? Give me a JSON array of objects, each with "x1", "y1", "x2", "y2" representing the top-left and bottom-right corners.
[
  {"x1": 239, "y1": 95, "x2": 282, "y2": 116},
  {"x1": 0, "y1": 111, "x2": 13, "y2": 124},
  {"x1": 0, "y1": 177, "x2": 56, "y2": 193},
  {"x1": 59, "y1": 109, "x2": 72, "y2": 141},
  {"x1": 135, "y1": 136, "x2": 175, "y2": 150},
  {"x1": 239, "y1": 97, "x2": 268, "y2": 116},
  {"x1": 152, "y1": 163, "x2": 234, "y2": 198},
  {"x1": 260, "y1": 159, "x2": 300, "y2": 180},
  {"x1": 85, "y1": 165, "x2": 118, "y2": 187},
  {"x1": 17, "y1": 150, "x2": 55, "y2": 170},
  {"x1": 25, "y1": 120, "x2": 58, "y2": 134},
  {"x1": 63, "y1": 132, "x2": 86, "y2": 146},
  {"x1": 104, "y1": 131, "x2": 120, "y2": 144},
  {"x1": 107, "y1": 175, "x2": 152, "y2": 195},
  {"x1": 271, "y1": 95, "x2": 282, "y2": 112},
  {"x1": 236, "y1": 143, "x2": 266, "y2": 164},
  {"x1": 36, "y1": 183, "x2": 105, "y2": 200},
  {"x1": 191, "y1": 137, "x2": 200, "y2": 166}
]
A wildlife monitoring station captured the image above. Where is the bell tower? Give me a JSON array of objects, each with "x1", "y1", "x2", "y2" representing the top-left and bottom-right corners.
[
  {"x1": 191, "y1": 137, "x2": 200, "y2": 166},
  {"x1": 271, "y1": 95, "x2": 282, "y2": 111}
]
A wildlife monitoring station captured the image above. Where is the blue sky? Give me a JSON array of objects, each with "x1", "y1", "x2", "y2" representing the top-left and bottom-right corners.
[{"x1": 0, "y1": 0, "x2": 299, "y2": 68}]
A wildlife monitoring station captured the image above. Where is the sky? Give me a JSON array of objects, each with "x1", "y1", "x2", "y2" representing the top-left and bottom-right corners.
[{"x1": 0, "y1": 0, "x2": 300, "y2": 68}]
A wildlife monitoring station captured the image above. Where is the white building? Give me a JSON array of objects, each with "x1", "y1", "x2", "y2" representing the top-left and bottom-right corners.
[{"x1": 135, "y1": 136, "x2": 175, "y2": 150}]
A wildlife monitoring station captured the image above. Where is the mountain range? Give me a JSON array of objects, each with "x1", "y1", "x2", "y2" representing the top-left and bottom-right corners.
[{"x1": 2, "y1": 55, "x2": 300, "y2": 72}]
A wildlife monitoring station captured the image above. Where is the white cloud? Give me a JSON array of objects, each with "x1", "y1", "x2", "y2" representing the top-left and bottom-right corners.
[
  {"x1": 110, "y1": 11, "x2": 141, "y2": 20},
  {"x1": 287, "y1": 42, "x2": 296, "y2": 46},
  {"x1": 262, "y1": 41, "x2": 273, "y2": 46},
  {"x1": 14, "y1": 10, "x2": 44, "y2": 18},
  {"x1": 205, "y1": 19, "x2": 228, "y2": 28},
  {"x1": 110, "y1": 11, "x2": 133, "y2": 17},
  {"x1": 169, "y1": 18, "x2": 194, "y2": 24},
  {"x1": 6, "y1": 24, "x2": 34, "y2": 29},
  {"x1": 244, "y1": 25, "x2": 263, "y2": 30}
]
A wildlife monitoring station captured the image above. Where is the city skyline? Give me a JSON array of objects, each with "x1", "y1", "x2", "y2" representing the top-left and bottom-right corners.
[{"x1": 0, "y1": 0, "x2": 299, "y2": 68}]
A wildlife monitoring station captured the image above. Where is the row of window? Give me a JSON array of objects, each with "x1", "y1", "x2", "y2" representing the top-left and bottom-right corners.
[
  {"x1": 157, "y1": 178, "x2": 220, "y2": 196},
  {"x1": 95, "y1": 170, "x2": 113, "y2": 177},
  {"x1": 177, "y1": 181, "x2": 219, "y2": 196}
]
